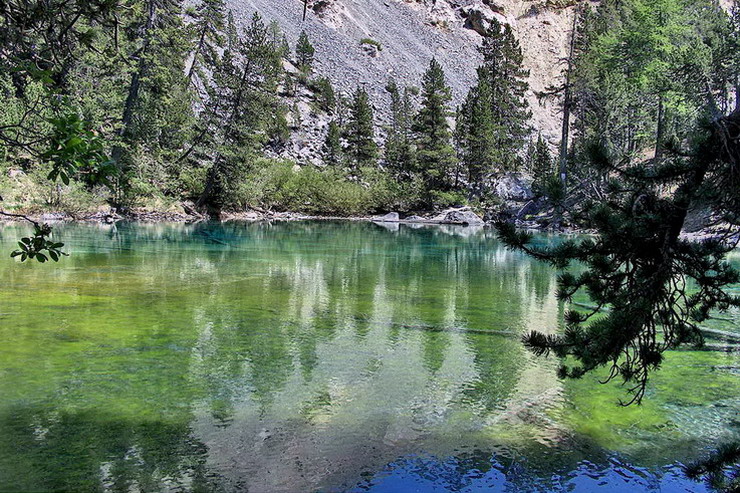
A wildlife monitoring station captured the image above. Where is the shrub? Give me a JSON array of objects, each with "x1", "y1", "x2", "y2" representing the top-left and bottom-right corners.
[
  {"x1": 238, "y1": 160, "x2": 406, "y2": 216},
  {"x1": 428, "y1": 190, "x2": 467, "y2": 210},
  {"x1": 359, "y1": 38, "x2": 382, "y2": 51}
]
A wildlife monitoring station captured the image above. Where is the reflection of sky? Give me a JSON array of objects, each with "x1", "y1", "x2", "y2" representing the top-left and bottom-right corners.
[
  {"x1": 346, "y1": 454, "x2": 710, "y2": 493},
  {"x1": 0, "y1": 221, "x2": 737, "y2": 493}
]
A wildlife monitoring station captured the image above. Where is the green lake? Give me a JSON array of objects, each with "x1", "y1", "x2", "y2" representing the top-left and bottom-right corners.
[{"x1": 0, "y1": 220, "x2": 738, "y2": 492}]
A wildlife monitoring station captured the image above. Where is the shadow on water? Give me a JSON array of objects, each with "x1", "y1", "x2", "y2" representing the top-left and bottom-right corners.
[{"x1": 0, "y1": 220, "x2": 737, "y2": 492}]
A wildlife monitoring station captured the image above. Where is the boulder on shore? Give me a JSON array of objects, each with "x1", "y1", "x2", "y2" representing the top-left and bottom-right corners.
[
  {"x1": 404, "y1": 215, "x2": 427, "y2": 223},
  {"x1": 430, "y1": 207, "x2": 485, "y2": 226},
  {"x1": 375, "y1": 212, "x2": 400, "y2": 222}
]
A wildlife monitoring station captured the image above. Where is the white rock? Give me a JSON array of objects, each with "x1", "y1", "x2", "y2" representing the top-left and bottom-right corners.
[{"x1": 375, "y1": 212, "x2": 400, "y2": 222}]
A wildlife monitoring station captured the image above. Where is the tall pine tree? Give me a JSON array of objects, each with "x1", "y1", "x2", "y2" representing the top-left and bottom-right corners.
[
  {"x1": 295, "y1": 30, "x2": 315, "y2": 74},
  {"x1": 384, "y1": 79, "x2": 416, "y2": 178},
  {"x1": 456, "y1": 73, "x2": 495, "y2": 197},
  {"x1": 529, "y1": 134, "x2": 554, "y2": 197},
  {"x1": 456, "y1": 17, "x2": 530, "y2": 202},
  {"x1": 186, "y1": 0, "x2": 226, "y2": 84},
  {"x1": 413, "y1": 58, "x2": 457, "y2": 200},
  {"x1": 198, "y1": 11, "x2": 285, "y2": 210},
  {"x1": 323, "y1": 120, "x2": 342, "y2": 167},
  {"x1": 345, "y1": 87, "x2": 377, "y2": 169}
]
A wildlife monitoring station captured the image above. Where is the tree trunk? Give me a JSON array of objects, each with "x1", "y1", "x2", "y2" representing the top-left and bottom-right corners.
[
  {"x1": 553, "y1": 10, "x2": 578, "y2": 228},
  {"x1": 196, "y1": 60, "x2": 253, "y2": 210},
  {"x1": 559, "y1": 10, "x2": 578, "y2": 190},
  {"x1": 119, "y1": 0, "x2": 156, "y2": 140},
  {"x1": 187, "y1": 25, "x2": 207, "y2": 83}
]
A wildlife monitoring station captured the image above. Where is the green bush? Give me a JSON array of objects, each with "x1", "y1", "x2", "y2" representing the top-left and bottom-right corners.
[
  {"x1": 238, "y1": 160, "x2": 406, "y2": 216},
  {"x1": 307, "y1": 77, "x2": 336, "y2": 113},
  {"x1": 0, "y1": 166, "x2": 108, "y2": 214},
  {"x1": 428, "y1": 190, "x2": 467, "y2": 209},
  {"x1": 359, "y1": 38, "x2": 383, "y2": 51}
]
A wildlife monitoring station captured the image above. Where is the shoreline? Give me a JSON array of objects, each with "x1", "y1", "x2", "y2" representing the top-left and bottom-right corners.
[{"x1": 0, "y1": 208, "x2": 736, "y2": 243}]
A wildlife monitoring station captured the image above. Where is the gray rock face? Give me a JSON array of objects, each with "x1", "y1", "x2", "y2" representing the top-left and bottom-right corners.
[
  {"x1": 234, "y1": 0, "x2": 481, "y2": 114},
  {"x1": 491, "y1": 173, "x2": 534, "y2": 202},
  {"x1": 431, "y1": 207, "x2": 484, "y2": 225},
  {"x1": 461, "y1": 4, "x2": 505, "y2": 36},
  {"x1": 229, "y1": 0, "x2": 582, "y2": 149}
]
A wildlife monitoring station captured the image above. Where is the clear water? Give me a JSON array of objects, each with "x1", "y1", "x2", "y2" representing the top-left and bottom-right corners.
[{"x1": 0, "y1": 221, "x2": 738, "y2": 493}]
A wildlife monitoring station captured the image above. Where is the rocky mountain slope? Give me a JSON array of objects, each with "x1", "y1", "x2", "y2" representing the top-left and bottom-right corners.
[{"x1": 227, "y1": 0, "x2": 586, "y2": 162}]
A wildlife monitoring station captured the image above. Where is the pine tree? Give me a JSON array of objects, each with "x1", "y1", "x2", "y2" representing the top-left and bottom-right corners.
[
  {"x1": 476, "y1": 18, "x2": 531, "y2": 171},
  {"x1": 269, "y1": 20, "x2": 290, "y2": 60},
  {"x1": 345, "y1": 87, "x2": 377, "y2": 169},
  {"x1": 384, "y1": 79, "x2": 416, "y2": 178},
  {"x1": 497, "y1": 106, "x2": 740, "y2": 406},
  {"x1": 198, "y1": 11, "x2": 285, "y2": 210},
  {"x1": 112, "y1": 0, "x2": 195, "y2": 202},
  {"x1": 187, "y1": 0, "x2": 226, "y2": 84},
  {"x1": 323, "y1": 120, "x2": 342, "y2": 167},
  {"x1": 313, "y1": 76, "x2": 336, "y2": 113},
  {"x1": 118, "y1": 0, "x2": 189, "y2": 142},
  {"x1": 225, "y1": 10, "x2": 238, "y2": 53},
  {"x1": 413, "y1": 58, "x2": 457, "y2": 198},
  {"x1": 295, "y1": 30, "x2": 315, "y2": 74},
  {"x1": 456, "y1": 72, "x2": 496, "y2": 196},
  {"x1": 529, "y1": 134, "x2": 554, "y2": 197}
]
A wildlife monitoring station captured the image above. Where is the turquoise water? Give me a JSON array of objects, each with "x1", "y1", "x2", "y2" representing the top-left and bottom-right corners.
[{"x1": 0, "y1": 221, "x2": 738, "y2": 492}]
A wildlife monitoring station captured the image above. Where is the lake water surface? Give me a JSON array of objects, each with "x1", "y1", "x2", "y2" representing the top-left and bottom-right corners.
[{"x1": 0, "y1": 221, "x2": 738, "y2": 492}]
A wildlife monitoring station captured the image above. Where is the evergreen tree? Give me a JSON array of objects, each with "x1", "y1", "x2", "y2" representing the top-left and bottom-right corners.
[
  {"x1": 295, "y1": 30, "x2": 315, "y2": 74},
  {"x1": 198, "y1": 11, "x2": 285, "y2": 210},
  {"x1": 476, "y1": 18, "x2": 532, "y2": 172},
  {"x1": 413, "y1": 58, "x2": 457, "y2": 198},
  {"x1": 345, "y1": 87, "x2": 377, "y2": 169},
  {"x1": 497, "y1": 106, "x2": 740, "y2": 406},
  {"x1": 570, "y1": 0, "x2": 729, "y2": 162},
  {"x1": 529, "y1": 134, "x2": 554, "y2": 197},
  {"x1": 110, "y1": 0, "x2": 195, "y2": 203},
  {"x1": 312, "y1": 77, "x2": 336, "y2": 113},
  {"x1": 225, "y1": 10, "x2": 238, "y2": 53},
  {"x1": 187, "y1": 0, "x2": 226, "y2": 84},
  {"x1": 384, "y1": 79, "x2": 416, "y2": 178},
  {"x1": 322, "y1": 120, "x2": 342, "y2": 167},
  {"x1": 269, "y1": 20, "x2": 290, "y2": 60},
  {"x1": 456, "y1": 73, "x2": 496, "y2": 196}
]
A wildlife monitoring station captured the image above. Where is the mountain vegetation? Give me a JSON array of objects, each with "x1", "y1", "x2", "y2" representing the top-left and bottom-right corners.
[{"x1": 0, "y1": 0, "x2": 532, "y2": 221}]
